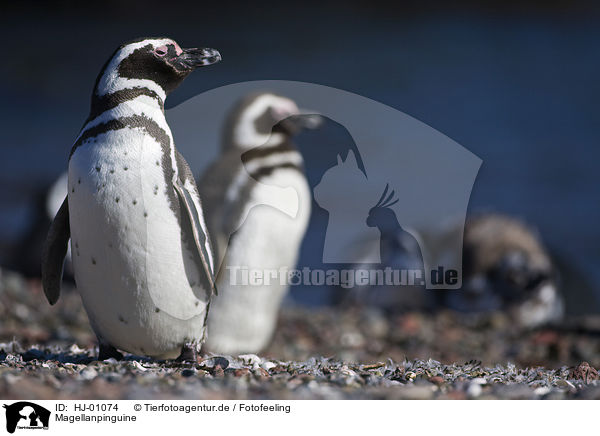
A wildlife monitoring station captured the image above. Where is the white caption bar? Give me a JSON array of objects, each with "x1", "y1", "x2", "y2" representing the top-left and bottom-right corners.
[{"x1": 0, "y1": 400, "x2": 594, "y2": 435}]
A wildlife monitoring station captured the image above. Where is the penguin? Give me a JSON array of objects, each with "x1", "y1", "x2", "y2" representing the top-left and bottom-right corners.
[
  {"x1": 41, "y1": 37, "x2": 221, "y2": 361},
  {"x1": 200, "y1": 92, "x2": 321, "y2": 354},
  {"x1": 443, "y1": 213, "x2": 564, "y2": 327}
]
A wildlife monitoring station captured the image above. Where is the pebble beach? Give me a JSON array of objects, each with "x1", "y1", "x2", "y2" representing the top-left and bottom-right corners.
[{"x1": 1, "y1": 268, "x2": 599, "y2": 400}]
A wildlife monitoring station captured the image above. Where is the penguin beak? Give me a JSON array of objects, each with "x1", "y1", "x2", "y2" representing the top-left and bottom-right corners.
[
  {"x1": 284, "y1": 112, "x2": 324, "y2": 131},
  {"x1": 273, "y1": 112, "x2": 323, "y2": 136},
  {"x1": 295, "y1": 110, "x2": 323, "y2": 129},
  {"x1": 176, "y1": 47, "x2": 222, "y2": 71}
]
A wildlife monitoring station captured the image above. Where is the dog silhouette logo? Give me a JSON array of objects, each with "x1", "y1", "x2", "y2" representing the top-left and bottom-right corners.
[{"x1": 3, "y1": 402, "x2": 50, "y2": 433}]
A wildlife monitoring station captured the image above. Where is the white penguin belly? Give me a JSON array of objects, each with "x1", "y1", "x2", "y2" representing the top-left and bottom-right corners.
[
  {"x1": 68, "y1": 129, "x2": 208, "y2": 358},
  {"x1": 207, "y1": 169, "x2": 311, "y2": 353}
]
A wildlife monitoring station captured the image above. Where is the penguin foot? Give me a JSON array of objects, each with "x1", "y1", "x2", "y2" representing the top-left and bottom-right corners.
[
  {"x1": 98, "y1": 342, "x2": 124, "y2": 361},
  {"x1": 176, "y1": 342, "x2": 200, "y2": 363}
]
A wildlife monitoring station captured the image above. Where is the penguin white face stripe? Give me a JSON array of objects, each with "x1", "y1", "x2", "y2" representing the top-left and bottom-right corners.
[
  {"x1": 229, "y1": 94, "x2": 300, "y2": 149},
  {"x1": 87, "y1": 87, "x2": 164, "y2": 121},
  {"x1": 99, "y1": 77, "x2": 167, "y2": 103},
  {"x1": 95, "y1": 38, "x2": 174, "y2": 100}
]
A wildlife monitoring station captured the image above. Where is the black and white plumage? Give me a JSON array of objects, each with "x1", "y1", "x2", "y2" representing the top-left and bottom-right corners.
[
  {"x1": 200, "y1": 93, "x2": 321, "y2": 354},
  {"x1": 444, "y1": 213, "x2": 564, "y2": 327},
  {"x1": 42, "y1": 37, "x2": 221, "y2": 360}
]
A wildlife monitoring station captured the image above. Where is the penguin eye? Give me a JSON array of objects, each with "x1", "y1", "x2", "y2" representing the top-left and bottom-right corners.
[{"x1": 154, "y1": 45, "x2": 168, "y2": 57}]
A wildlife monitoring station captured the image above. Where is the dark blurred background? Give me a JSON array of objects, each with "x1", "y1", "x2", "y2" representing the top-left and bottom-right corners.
[{"x1": 1, "y1": 0, "x2": 599, "y2": 312}]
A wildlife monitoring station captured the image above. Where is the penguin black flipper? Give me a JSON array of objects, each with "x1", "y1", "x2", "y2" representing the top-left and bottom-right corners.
[
  {"x1": 41, "y1": 197, "x2": 70, "y2": 305},
  {"x1": 174, "y1": 151, "x2": 218, "y2": 296}
]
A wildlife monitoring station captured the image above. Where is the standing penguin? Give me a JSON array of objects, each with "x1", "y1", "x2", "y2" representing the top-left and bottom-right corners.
[
  {"x1": 200, "y1": 93, "x2": 321, "y2": 354},
  {"x1": 42, "y1": 37, "x2": 221, "y2": 361}
]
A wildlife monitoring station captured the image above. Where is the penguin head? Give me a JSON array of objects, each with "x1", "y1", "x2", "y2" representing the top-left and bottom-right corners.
[
  {"x1": 223, "y1": 92, "x2": 321, "y2": 149},
  {"x1": 94, "y1": 37, "x2": 221, "y2": 99}
]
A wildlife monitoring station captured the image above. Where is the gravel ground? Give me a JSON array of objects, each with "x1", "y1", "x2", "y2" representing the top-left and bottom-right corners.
[{"x1": 1, "y1": 269, "x2": 599, "y2": 399}]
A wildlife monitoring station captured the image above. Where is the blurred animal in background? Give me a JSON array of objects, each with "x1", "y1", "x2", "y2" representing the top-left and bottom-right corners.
[
  {"x1": 200, "y1": 92, "x2": 322, "y2": 354},
  {"x1": 0, "y1": 173, "x2": 75, "y2": 280},
  {"x1": 0, "y1": 186, "x2": 49, "y2": 278},
  {"x1": 42, "y1": 37, "x2": 221, "y2": 360},
  {"x1": 443, "y1": 213, "x2": 564, "y2": 327}
]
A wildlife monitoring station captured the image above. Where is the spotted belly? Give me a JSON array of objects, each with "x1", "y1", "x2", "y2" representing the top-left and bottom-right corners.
[{"x1": 68, "y1": 130, "x2": 209, "y2": 358}]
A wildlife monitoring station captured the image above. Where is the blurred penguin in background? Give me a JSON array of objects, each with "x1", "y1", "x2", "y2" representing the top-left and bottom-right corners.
[
  {"x1": 0, "y1": 175, "x2": 70, "y2": 279},
  {"x1": 200, "y1": 92, "x2": 322, "y2": 354},
  {"x1": 444, "y1": 213, "x2": 564, "y2": 327}
]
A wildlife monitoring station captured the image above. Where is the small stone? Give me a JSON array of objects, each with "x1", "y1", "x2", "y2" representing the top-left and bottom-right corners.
[
  {"x1": 467, "y1": 382, "x2": 482, "y2": 398},
  {"x1": 556, "y1": 379, "x2": 576, "y2": 390},
  {"x1": 362, "y1": 362, "x2": 386, "y2": 370},
  {"x1": 233, "y1": 368, "x2": 250, "y2": 377},
  {"x1": 181, "y1": 369, "x2": 196, "y2": 377},
  {"x1": 260, "y1": 361, "x2": 277, "y2": 372},
  {"x1": 428, "y1": 376, "x2": 444, "y2": 386},
  {"x1": 79, "y1": 367, "x2": 97, "y2": 381},
  {"x1": 466, "y1": 378, "x2": 487, "y2": 398},
  {"x1": 212, "y1": 366, "x2": 225, "y2": 378},
  {"x1": 570, "y1": 362, "x2": 599, "y2": 384},
  {"x1": 253, "y1": 367, "x2": 270, "y2": 378},
  {"x1": 69, "y1": 344, "x2": 86, "y2": 354},
  {"x1": 533, "y1": 386, "x2": 552, "y2": 397},
  {"x1": 127, "y1": 361, "x2": 148, "y2": 372},
  {"x1": 22, "y1": 349, "x2": 45, "y2": 362},
  {"x1": 212, "y1": 357, "x2": 229, "y2": 369},
  {"x1": 238, "y1": 354, "x2": 261, "y2": 368}
]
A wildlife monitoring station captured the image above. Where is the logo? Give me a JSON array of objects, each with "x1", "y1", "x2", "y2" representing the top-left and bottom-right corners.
[
  {"x1": 3, "y1": 402, "x2": 50, "y2": 433},
  {"x1": 169, "y1": 81, "x2": 481, "y2": 293}
]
